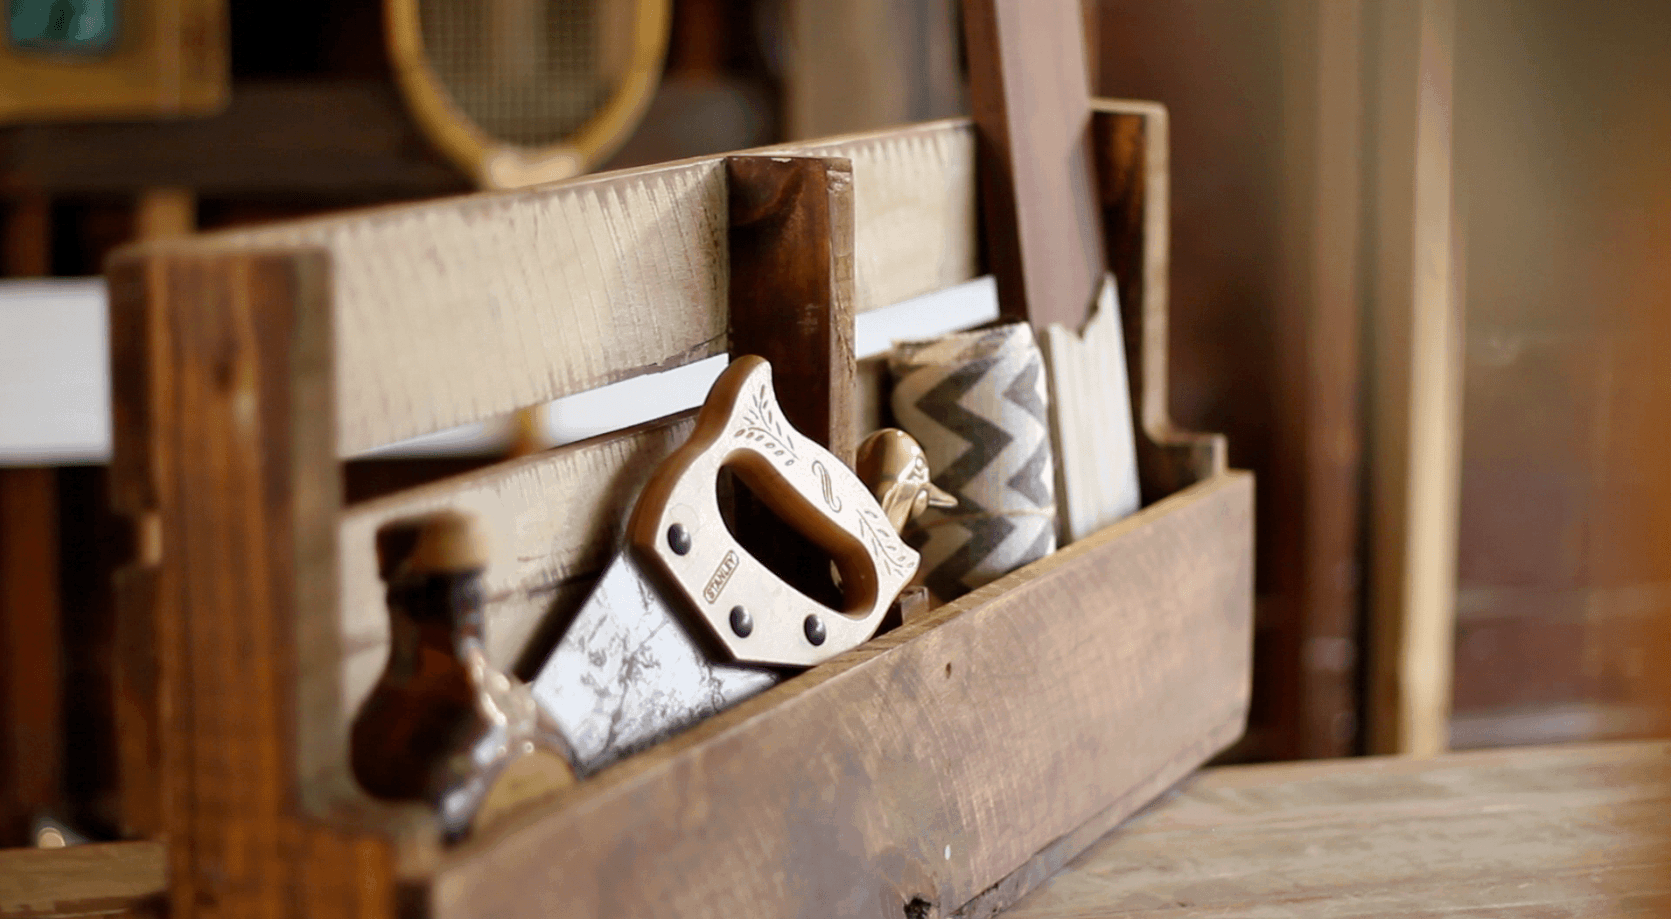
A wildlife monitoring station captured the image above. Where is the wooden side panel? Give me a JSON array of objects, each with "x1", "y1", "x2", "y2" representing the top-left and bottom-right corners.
[
  {"x1": 105, "y1": 248, "x2": 395, "y2": 919},
  {"x1": 1091, "y1": 102, "x2": 1226, "y2": 499},
  {"x1": 216, "y1": 160, "x2": 731, "y2": 457},
  {"x1": 428, "y1": 475, "x2": 1253, "y2": 919}
]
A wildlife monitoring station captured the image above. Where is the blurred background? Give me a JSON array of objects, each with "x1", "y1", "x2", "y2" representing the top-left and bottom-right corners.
[{"x1": 1, "y1": 0, "x2": 1667, "y2": 847}]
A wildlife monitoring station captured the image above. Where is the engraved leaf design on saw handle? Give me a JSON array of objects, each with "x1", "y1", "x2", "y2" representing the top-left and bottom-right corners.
[{"x1": 628, "y1": 356, "x2": 921, "y2": 668}]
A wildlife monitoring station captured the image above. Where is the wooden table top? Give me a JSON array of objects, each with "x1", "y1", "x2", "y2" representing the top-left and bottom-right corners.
[
  {"x1": 3, "y1": 742, "x2": 1666, "y2": 917},
  {"x1": 1000, "y1": 741, "x2": 1671, "y2": 918}
]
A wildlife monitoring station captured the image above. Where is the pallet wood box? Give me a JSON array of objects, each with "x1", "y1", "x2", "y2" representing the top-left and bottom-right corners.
[{"x1": 103, "y1": 99, "x2": 1252, "y2": 918}]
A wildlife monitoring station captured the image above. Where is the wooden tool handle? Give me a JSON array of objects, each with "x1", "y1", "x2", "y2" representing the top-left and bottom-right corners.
[
  {"x1": 629, "y1": 356, "x2": 919, "y2": 668},
  {"x1": 963, "y1": 0, "x2": 1106, "y2": 333}
]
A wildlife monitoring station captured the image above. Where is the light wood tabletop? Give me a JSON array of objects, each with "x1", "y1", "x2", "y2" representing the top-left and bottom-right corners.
[
  {"x1": 4, "y1": 742, "x2": 1666, "y2": 917},
  {"x1": 999, "y1": 741, "x2": 1671, "y2": 918}
]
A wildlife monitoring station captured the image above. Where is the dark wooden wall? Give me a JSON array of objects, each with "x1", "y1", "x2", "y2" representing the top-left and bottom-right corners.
[{"x1": 1449, "y1": 0, "x2": 1671, "y2": 748}]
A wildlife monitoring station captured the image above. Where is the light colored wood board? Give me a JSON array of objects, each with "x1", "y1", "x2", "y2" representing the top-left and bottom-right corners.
[
  {"x1": 1038, "y1": 277, "x2": 1140, "y2": 543},
  {"x1": 0, "y1": 840, "x2": 166, "y2": 919},
  {"x1": 770, "y1": 119, "x2": 980, "y2": 317},
  {"x1": 427, "y1": 473, "x2": 1252, "y2": 919},
  {"x1": 134, "y1": 189, "x2": 196, "y2": 241},
  {"x1": 1365, "y1": 0, "x2": 1461, "y2": 757},
  {"x1": 108, "y1": 249, "x2": 399, "y2": 917},
  {"x1": 726, "y1": 155, "x2": 858, "y2": 460},
  {"x1": 117, "y1": 119, "x2": 979, "y2": 457},
  {"x1": 1002, "y1": 742, "x2": 1671, "y2": 918},
  {"x1": 177, "y1": 160, "x2": 729, "y2": 457},
  {"x1": 321, "y1": 414, "x2": 695, "y2": 793}
]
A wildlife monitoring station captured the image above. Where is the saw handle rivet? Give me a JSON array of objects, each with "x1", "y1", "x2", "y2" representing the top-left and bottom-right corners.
[
  {"x1": 729, "y1": 605, "x2": 753, "y2": 637},
  {"x1": 803, "y1": 614, "x2": 827, "y2": 646},
  {"x1": 667, "y1": 523, "x2": 692, "y2": 556}
]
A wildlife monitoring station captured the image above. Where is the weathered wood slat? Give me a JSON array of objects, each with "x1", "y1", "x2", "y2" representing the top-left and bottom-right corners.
[
  {"x1": 427, "y1": 474, "x2": 1253, "y2": 919},
  {"x1": 117, "y1": 121, "x2": 977, "y2": 458},
  {"x1": 0, "y1": 841, "x2": 166, "y2": 919},
  {"x1": 1002, "y1": 742, "x2": 1671, "y2": 918}
]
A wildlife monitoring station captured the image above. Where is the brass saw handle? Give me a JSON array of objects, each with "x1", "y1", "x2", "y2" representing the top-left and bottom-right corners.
[{"x1": 629, "y1": 356, "x2": 920, "y2": 667}]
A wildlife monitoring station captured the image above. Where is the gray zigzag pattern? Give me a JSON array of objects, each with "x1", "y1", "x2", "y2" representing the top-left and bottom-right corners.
[
  {"x1": 1000, "y1": 356, "x2": 1053, "y2": 507},
  {"x1": 906, "y1": 353, "x2": 1018, "y2": 597}
]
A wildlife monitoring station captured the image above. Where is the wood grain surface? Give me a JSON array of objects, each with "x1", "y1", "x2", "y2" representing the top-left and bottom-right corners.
[
  {"x1": 726, "y1": 155, "x2": 857, "y2": 460},
  {"x1": 963, "y1": 0, "x2": 1104, "y2": 332},
  {"x1": 0, "y1": 841, "x2": 165, "y2": 919},
  {"x1": 0, "y1": 468, "x2": 59, "y2": 847},
  {"x1": 112, "y1": 120, "x2": 977, "y2": 458},
  {"x1": 427, "y1": 473, "x2": 1252, "y2": 919},
  {"x1": 105, "y1": 250, "x2": 401, "y2": 917},
  {"x1": 1001, "y1": 741, "x2": 1671, "y2": 918},
  {"x1": 1089, "y1": 103, "x2": 1226, "y2": 503}
]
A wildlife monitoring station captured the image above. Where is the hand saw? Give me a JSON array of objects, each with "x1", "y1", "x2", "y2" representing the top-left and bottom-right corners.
[{"x1": 354, "y1": 356, "x2": 946, "y2": 836}]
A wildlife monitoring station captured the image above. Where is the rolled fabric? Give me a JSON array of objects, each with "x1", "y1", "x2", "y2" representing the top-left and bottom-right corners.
[{"x1": 888, "y1": 321, "x2": 1056, "y2": 600}]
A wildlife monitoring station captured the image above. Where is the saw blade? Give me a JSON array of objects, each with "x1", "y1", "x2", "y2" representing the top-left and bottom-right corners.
[{"x1": 528, "y1": 552, "x2": 778, "y2": 775}]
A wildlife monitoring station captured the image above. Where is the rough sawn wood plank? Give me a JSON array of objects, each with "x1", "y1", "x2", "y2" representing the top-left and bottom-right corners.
[{"x1": 1001, "y1": 741, "x2": 1671, "y2": 918}]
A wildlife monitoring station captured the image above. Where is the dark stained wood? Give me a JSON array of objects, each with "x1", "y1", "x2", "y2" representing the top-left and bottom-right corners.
[
  {"x1": 1096, "y1": 1, "x2": 1365, "y2": 761},
  {"x1": 0, "y1": 82, "x2": 467, "y2": 198},
  {"x1": 1002, "y1": 742, "x2": 1671, "y2": 918},
  {"x1": 1, "y1": 190, "x2": 59, "y2": 847},
  {"x1": 428, "y1": 474, "x2": 1252, "y2": 919},
  {"x1": 0, "y1": 469, "x2": 61, "y2": 848},
  {"x1": 0, "y1": 840, "x2": 166, "y2": 919},
  {"x1": 1090, "y1": 103, "x2": 1227, "y2": 504},
  {"x1": 726, "y1": 155, "x2": 860, "y2": 605},
  {"x1": 105, "y1": 248, "x2": 397, "y2": 917},
  {"x1": 963, "y1": 0, "x2": 1105, "y2": 332},
  {"x1": 725, "y1": 155, "x2": 858, "y2": 461}
]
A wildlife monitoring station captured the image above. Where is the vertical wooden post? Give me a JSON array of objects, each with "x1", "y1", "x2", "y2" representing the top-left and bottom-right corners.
[
  {"x1": 1366, "y1": 0, "x2": 1462, "y2": 757},
  {"x1": 725, "y1": 155, "x2": 857, "y2": 461},
  {"x1": 1090, "y1": 102, "x2": 1227, "y2": 500},
  {"x1": 107, "y1": 246, "x2": 396, "y2": 917},
  {"x1": 135, "y1": 188, "x2": 197, "y2": 241},
  {"x1": 0, "y1": 192, "x2": 60, "y2": 847},
  {"x1": 0, "y1": 468, "x2": 61, "y2": 847}
]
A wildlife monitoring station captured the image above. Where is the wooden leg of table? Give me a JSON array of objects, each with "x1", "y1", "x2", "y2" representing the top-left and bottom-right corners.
[{"x1": 0, "y1": 468, "x2": 63, "y2": 847}]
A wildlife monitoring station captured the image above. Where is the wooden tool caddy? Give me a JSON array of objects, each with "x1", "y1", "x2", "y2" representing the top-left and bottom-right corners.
[{"x1": 105, "y1": 99, "x2": 1252, "y2": 918}]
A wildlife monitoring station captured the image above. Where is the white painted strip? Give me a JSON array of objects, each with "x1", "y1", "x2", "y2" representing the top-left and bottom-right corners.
[{"x1": 0, "y1": 275, "x2": 1001, "y2": 464}]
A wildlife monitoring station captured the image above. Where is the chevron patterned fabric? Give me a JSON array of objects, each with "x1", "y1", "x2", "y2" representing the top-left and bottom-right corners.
[{"x1": 889, "y1": 322, "x2": 1057, "y2": 600}]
